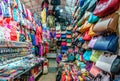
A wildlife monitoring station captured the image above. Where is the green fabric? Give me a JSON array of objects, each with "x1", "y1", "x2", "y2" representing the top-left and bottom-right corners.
[
  {"x1": 47, "y1": 15, "x2": 55, "y2": 27},
  {"x1": 66, "y1": 39, "x2": 72, "y2": 43},
  {"x1": 90, "y1": 50, "x2": 103, "y2": 63},
  {"x1": 68, "y1": 54, "x2": 75, "y2": 61}
]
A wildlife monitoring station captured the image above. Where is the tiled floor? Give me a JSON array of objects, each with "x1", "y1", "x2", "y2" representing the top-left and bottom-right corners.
[
  {"x1": 38, "y1": 58, "x2": 57, "y2": 81},
  {"x1": 38, "y1": 73, "x2": 56, "y2": 81}
]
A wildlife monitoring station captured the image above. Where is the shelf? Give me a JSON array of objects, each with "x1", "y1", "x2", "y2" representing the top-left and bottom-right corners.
[
  {"x1": 0, "y1": 41, "x2": 31, "y2": 48},
  {"x1": 34, "y1": 70, "x2": 42, "y2": 79},
  {"x1": 13, "y1": 60, "x2": 43, "y2": 79},
  {"x1": 0, "y1": 46, "x2": 27, "y2": 48},
  {"x1": 13, "y1": 69, "x2": 30, "y2": 79}
]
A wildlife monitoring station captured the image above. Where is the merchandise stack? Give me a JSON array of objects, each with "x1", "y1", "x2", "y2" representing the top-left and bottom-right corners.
[
  {"x1": 56, "y1": 0, "x2": 120, "y2": 81},
  {"x1": 47, "y1": 13, "x2": 56, "y2": 53},
  {"x1": 56, "y1": 25, "x2": 73, "y2": 54}
]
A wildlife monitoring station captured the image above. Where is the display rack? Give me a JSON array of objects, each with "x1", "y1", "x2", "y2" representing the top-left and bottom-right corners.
[{"x1": 0, "y1": 41, "x2": 43, "y2": 81}]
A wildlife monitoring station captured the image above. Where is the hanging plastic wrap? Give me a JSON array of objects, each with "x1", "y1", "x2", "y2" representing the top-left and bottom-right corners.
[
  {"x1": 16, "y1": 0, "x2": 22, "y2": 12},
  {"x1": 41, "y1": 8, "x2": 46, "y2": 24},
  {"x1": 26, "y1": 9, "x2": 32, "y2": 21},
  {"x1": 13, "y1": 8, "x2": 18, "y2": 21}
]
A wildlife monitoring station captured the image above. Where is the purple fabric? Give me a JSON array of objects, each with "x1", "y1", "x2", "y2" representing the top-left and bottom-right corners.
[
  {"x1": 4, "y1": 0, "x2": 8, "y2": 3},
  {"x1": 56, "y1": 57, "x2": 61, "y2": 64},
  {"x1": 77, "y1": 71, "x2": 82, "y2": 76},
  {"x1": 28, "y1": 76, "x2": 34, "y2": 81},
  {"x1": 88, "y1": 37, "x2": 98, "y2": 48},
  {"x1": 0, "y1": 4, "x2": 2, "y2": 15},
  {"x1": 39, "y1": 44, "x2": 44, "y2": 56},
  {"x1": 86, "y1": 62, "x2": 93, "y2": 71},
  {"x1": 50, "y1": 32, "x2": 56, "y2": 38}
]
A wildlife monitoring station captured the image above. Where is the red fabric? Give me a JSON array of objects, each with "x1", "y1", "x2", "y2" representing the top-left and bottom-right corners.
[
  {"x1": 10, "y1": 27, "x2": 17, "y2": 41},
  {"x1": 45, "y1": 42, "x2": 49, "y2": 54},
  {"x1": 41, "y1": 2, "x2": 49, "y2": 10},
  {"x1": 62, "y1": 72, "x2": 66, "y2": 81},
  {"x1": 93, "y1": 0, "x2": 120, "y2": 17},
  {"x1": 36, "y1": 25, "x2": 43, "y2": 43},
  {"x1": 83, "y1": 31, "x2": 91, "y2": 41}
]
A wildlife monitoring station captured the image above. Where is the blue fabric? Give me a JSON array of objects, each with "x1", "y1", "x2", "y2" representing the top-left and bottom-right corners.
[
  {"x1": 4, "y1": 3, "x2": 10, "y2": 17},
  {"x1": 61, "y1": 34, "x2": 66, "y2": 39},
  {"x1": 61, "y1": 50, "x2": 67, "y2": 53},
  {"x1": 61, "y1": 46, "x2": 68, "y2": 50},
  {"x1": 78, "y1": 37, "x2": 85, "y2": 43},
  {"x1": 93, "y1": 34, "x2": 118, "y2": 52},
  {"x1": 83, "y1": 50, "x2": 92, "y2": 61},
  {"x1": 67, "y1": 31, "x2": 72, "y2": 34},
  {"x1": 79, "y1": 0, "x2": 85, "y2": 7},
  {"x1": 50, "y1": 32, "x2": 56, "y2": 38},
  {"x1": 31, "y1": 34, "x2": 36, "y2": 46},
  {"x1": 88, "y1": 13, "x2": 99, "y2": 23},
  {"x1": 13, "y1": 8, "x2": 18, "y2": 21}
]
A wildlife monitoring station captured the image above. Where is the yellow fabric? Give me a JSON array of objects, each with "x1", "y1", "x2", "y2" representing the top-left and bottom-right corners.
[
  {"x1": 79, "y1": 22, "x2": 92, "y2": 33},
  {"x1": 17, "y1": 32, "x2": 19, "y2": 42},
  {"x1": 78, "y1": 76, "x2": 83, "y2": 81},
  {"x1": 41, "y1": 8, "x2": 46, "y2": 24},
  {"x1": 88, "y1": 24, "x2": 98, "y2": 37}
]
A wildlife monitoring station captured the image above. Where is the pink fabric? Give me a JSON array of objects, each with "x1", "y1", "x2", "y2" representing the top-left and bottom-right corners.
[
  {"x1": 28, "y1": 76, "x2": 34, "y2": 81},
  {"x1": 61, "y1": 42, "x2": 67, "y2": 46}
]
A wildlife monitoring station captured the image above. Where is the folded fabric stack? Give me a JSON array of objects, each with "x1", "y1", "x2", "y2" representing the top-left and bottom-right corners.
[
  {"x1": 56, "y1": 62, "x2": 92, "y2": 81},
  {"x1": 56, "y1": 24, "x2": 73, "y2": 54}
]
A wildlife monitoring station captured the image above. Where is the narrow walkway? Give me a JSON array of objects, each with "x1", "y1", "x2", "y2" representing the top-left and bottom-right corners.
[
  {"x1": 38, "y1": 73, "x2": 56, "y2": 81},
  {"x1": 38, "y1": 57, "x2": 57, "y2": 81}
]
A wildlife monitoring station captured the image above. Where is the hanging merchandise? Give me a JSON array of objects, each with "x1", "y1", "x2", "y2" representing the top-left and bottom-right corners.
[
  {"x1": 51, "y1": 0, "x2": 61, "y2": 5},
  {"x1": 10, "y1": 25, "x2": 17, "y2": 41},
  {"x1": 0, "y1": 3, "x2": 2, "y2": 17},
  {"x1": 86, "y1": 0, "x2": 97, "y2": 12},
  {"x1": 79, "y1": 0, "x2": 85, "y2": 7},
  {"x1": 56, "y1": 0, "x2": 120, "y2": 81},
  {"x1": 13, "y1": 8, "x2": 18, "y2": 21},
  {"x1": 16, "y1": 0, "x2": 23, "y2": 12},
  {"x1": 93, "y1": 33, "x2": 118, "y2": 52},
  {"x1": 26, "y1": 9, "x2": 33, "y2": 21},
  {"x1": 90, "y1": 50, "x2": 104, "y2": 63},
  {"x1": 47, "y1": 14, "x2": 55, "y2": 27},
  {"x1": 96, "y1": 54, "x2": 120, "y2": 74},
  {"x1": 89, "y1": 64, "x2": 101, "y2": 77},
  {"x1": 83, "y1": 50, "x2": 92, "y2": 61},
  {"x1": 13, "y1": 0, "x2": 17, "y2": 8},
  {"x1": 21, "y1": 4, "x2": 27, "y2": 17},
  {"x1": 30, "y1": 32, "x2": 36, "y2": 46},
  {"x1": 41, "y1": 0, "x2": 49, "y2": 10},
  {"x1": 1, "y1": 1, "x2": 10, "y2": 18},
  {"x1": 93, "y1": 0, "x2": 120, "y2": 17},
  {"x1": 93, "y1": 13, "x2": 119, "y2": 33},
  {"x1": 78, "y1": 22, "x2": 92, "y2": 33},
  {"x1": 41, "y1": 8, "x2": 47, "y2": 24},
  {"x1": 88, "y1": 13, "x2": 99, "y2": 24},
  {"x1": 82, "y1": 41, "x2": 89, "y2": 49},
  {"x1": 82, "y1": 31, "x2": 91, "y2": 41},
  {"x1": 88, "y1": 24, "x2": 98, "y2": 37}
]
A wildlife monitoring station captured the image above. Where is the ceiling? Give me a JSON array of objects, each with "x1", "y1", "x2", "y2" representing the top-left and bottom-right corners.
[{"x1": 21, "y1": 0, "x2": 66, "y2": 14}]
